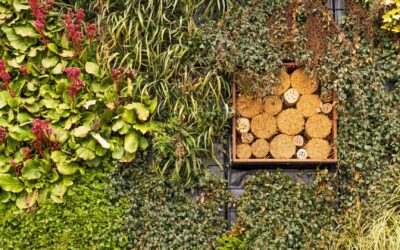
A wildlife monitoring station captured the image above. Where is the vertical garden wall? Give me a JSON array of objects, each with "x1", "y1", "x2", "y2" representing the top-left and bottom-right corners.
[{"x1": 0, "y1": 0, "x2": 399, "y2": 249}]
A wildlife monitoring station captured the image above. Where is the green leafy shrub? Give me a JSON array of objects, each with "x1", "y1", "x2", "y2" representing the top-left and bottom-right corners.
[
  {"x1": 0, "y1": 169, "x2": 127, "y2": 249},
  {"x1": 108, "y1": 159, "x2": 232, "y2": 249},
  {"x1": 0, "y1": 1, "x2": 156, "y2": 207},
  {"x1": 230, "y1": 171, "x2": 337, "y2": 249}
]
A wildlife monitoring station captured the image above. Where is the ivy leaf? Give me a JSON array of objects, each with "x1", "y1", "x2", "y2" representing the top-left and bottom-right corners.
[
  {"x1": 42, "y1": 56, "x2": 59, "y2": 69},
  {"x1": 124, "y1": 131, "x2": 139, "y2": 153},
  {"x1": 0, "y1": 174, "x2": 24, "y2": 193},
  {"x1": 22, "y1": 159, "x2": 42, "y2": 180},
  {"x1": 85, "y1": 62, "x2": 100, "y2": 77}
]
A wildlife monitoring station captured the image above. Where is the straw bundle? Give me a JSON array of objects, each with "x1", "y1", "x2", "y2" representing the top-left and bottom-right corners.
[
  {"x1": 305, "y1": 114, "x2": 332, "y2": 138},
  {"x1": 274, "y1": 70, "x2": 291, "y2": 95},
  {"x1": 264, "y1": 96, "x2": 283, "y2": 116},
  {"x1": 270, "y1": 134, "x2": 296, "y2": 159},
  {"x1": 237, "y1": 95, "x2": 263, "y2": 118},
  {"x1": 291, "y1": 69, "x2": 319, "y2": 94},
  {"x1": 296, "y1": 94, "x2": 322, "y2": 117},
  {"x1": 237, "y1": 143, "x2": 252, "y2": 159},
  {"x1": 241, "y1": 132, "x2": 255, "y2": 144},
  {"x1": 277, "y1": 109, "x2": 305, "y2": 135},
  {"x1": 251, "y1": 113, "x2": 277, "y2": 139},
  {"x1": 305, "y1": 139, "x2": 331, "y2": 159},
  {"x1": 251, "y1": 139, "x2": 270, "y2": 158}
]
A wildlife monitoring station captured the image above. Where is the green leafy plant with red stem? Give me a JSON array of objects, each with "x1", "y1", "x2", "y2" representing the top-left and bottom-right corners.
[{"x1": 0, "y1": 1, "x2": 158, "y2": 208}]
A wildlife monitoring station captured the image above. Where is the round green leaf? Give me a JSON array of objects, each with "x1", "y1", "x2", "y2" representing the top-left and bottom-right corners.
[
  {"x1": 85, "y1": 62, "x2": 100, "y2": 77},
  {"x1": 124, "y1": 131, "x2": 139, "y2": 153},
  {"x1": 42, "y1": 56, "x2": 59, "y2": 69},
  {"x1": 22, "y1": 159, "x2": 42, "y2": 180},
  {"x1": 0, "y1": 174, "x2": 24, "y2": 193}
]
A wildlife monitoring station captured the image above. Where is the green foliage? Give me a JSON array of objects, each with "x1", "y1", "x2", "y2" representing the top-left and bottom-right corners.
[
  {"x1": 0, "y1": 170, "x2": 127, "y2": 249},
  {"x1": 382, "y1": 0, "x2": 400, "y2": 32},
  {"x1": 230, "y1": 171, "x2": 337, "y2": 249},
  {"x1": 217, "y1": 226, "x2": 248, "y2": 250},
  {"x1": 0, "y1": 1, "x2": 157, "y2": 207},
  {"x1": 96, "y1": 0, "x2": 231, "y2": 184},
  {"x1": 108, "y1": 158, "x2": 232, "y2": 249}
]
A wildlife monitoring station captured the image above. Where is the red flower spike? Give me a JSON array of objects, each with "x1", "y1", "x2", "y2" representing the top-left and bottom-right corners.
[
  {"x1": 30, "y1": 0, "x2": 54, "y2": 44},
  {"x1": 22, "y1": 147, "x2": 32, "y2": 159},
  {"x1": 85, "y1": 23, "x2": 97, "y2": 43},
  {"x1": 75, "y1": 8, "x2": 85, "y2": 25},
  {"x1": 0, "y1": 59, "x2": 13, "y2": 97},
  {"x1": 20, "y1": 66, "x2": 28, "y2": 75},
  {"x1": 32, "y1": 119, "x2": 58, "y2": 159},
  {"x1": 0, "y1": 127, "x2": 8, "y2": 144},
  {"x1": 64, "y1": 67, "x2": 84, "y2": 105}
]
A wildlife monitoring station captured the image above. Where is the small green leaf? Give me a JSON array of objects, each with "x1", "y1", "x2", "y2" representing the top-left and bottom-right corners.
[
  {"x1": 73, "y1": 125, "x2": 91, "y2": 138},
  {"x1": 57, "y1": 162, "x2": 78, "y2": 175},
  {"x1": 14, "y1": 25, "x2": 38, "y2": 38},
  {"x1": 122, "y1": 109, "x2": 136, "y2": 124},
  {"x1": 13, "y1": 1, "x2": 30, "y2": 12},
  {"x1": 1, "y1": 26, "x2": 36, "y2": 52},
  {"x1": 60, "y1": 50, "x2": 75, "y2": 58},
  {"x1": 139, "y1": 136, "x2": 149, "y2": 150},
  {"x1": 51, "y1": 178, "x2": 73, "y2": 198},
  {"x1": 76, "y1": 147, "x2": 96, "y2": 161},
  {"x1": 51, "y1": 151, "x2": 68, "y2": 163},
  {"x1": 47, "y1": 43, "x2": 59, "y2": 54},
  {"x1": 22, "y1": 159, "x2": 42, "y2": 180},
  {"x1": 91, "y1": 132, "x2": 110, "y2": 149},
  {"x1": 0, "y1": 174, "x2": 24, "y2": 193},
  {"x1": 124, "y1": 131, "x2": 139, "y2": 153},
  {"x1": 42, "y1": 56, "x2": 59, "y2": 69},
  {"x1": 85, "y1": 62, "x2": 100, "y2": 77},
  {"x1": 126, "y1": 102, "x2": 150, "y2": 121}
]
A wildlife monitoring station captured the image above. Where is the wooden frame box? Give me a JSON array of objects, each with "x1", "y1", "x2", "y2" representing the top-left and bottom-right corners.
[{"x1": 231, "y1": 63, "x2": 338, "y2": 166}]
